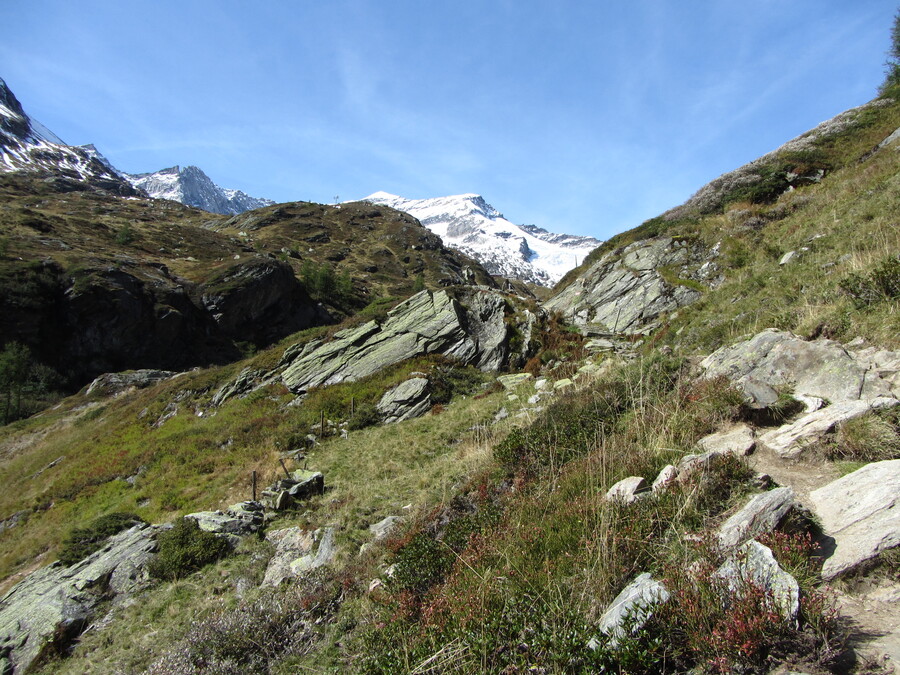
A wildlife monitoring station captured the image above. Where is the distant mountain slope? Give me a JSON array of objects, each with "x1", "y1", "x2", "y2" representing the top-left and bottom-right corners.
[
  {"x1": 363, "y1": 192, "x2": 601, "y2": 286},
  {"x1": 126, "y1": 165, "x2": 275, "y2": 216},
  {"x1": 0, "y1": 78, "x2": 141, "y2": 196}
]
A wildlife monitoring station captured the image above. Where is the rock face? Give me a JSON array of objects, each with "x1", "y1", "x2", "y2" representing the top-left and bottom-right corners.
[
  {"x1": 377, "y1": 378, "x2": 431, "y2": 424},
  {"x1": 0, "y1": 524, "x2": 157, "y2": 674},
  {"x1": 545, "y1": 236, "x2": 713, "y2": 335},
  {"x1": 810, "y1": 460, "x2": 900, "y2": 580},
  {"x1": 701, "y1": 330, "x2": 900, "y2": 404},
  {"x1": 199, "y1": 258, "x2": 329, "y2": 346},
  {"x1": 282, "y1": 288, "x2": 531, "y2": 393}
]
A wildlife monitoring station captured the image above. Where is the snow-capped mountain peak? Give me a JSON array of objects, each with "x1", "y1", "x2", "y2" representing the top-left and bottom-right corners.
[
  {"x1": 362, "y1": 192, "x2": 601, "y2": 286},
  {"x1": 125, "y1": 165, "x2": 275, "y2": 216},
  {"x1": 0, "y1": 77, "x2": 141, "y2": 195}
]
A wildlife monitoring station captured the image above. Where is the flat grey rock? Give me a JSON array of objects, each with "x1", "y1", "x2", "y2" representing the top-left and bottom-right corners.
[
  {"x1": 717, "y1": 487, "x2": 796, "y2": 549},
  {"x1": 697, "y1": 424, "x2": 756, "y2": 457},
  {"x1": 590, "y1": 572, "x2": 670, "y2": 649},
  {"x1": 606, "y1": 476, "x2": 648, "y2": 504},
  {"x1": 810, "y1": 459, "x2": 900, "y2": 580},
  {"x1": 758, "y1": 398, "x2": 899, "y2": 459}
]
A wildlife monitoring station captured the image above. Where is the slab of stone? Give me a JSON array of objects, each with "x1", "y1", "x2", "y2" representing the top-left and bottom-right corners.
[
  {"x1": 553, "y1": 378, "x2": 574, "y2": 390},
  {"x1": 717, "y1": 487, "x2": 796, "y2": 549},
  {"x1": 716, "y1": 540, "x2": 800, "y2": 620},
  {"x1": 0, "y1": 524, "x2": 157, "y2": 674},
  {"x1": 606, "y1": 476, "x2": 648, "y2": 504},
  {"x1": 497, "y1": 373, "x2": 533, "y2": 389},
  {"x1": 758, "y1": 398, "x2": 899, "y2": 459},
  {"x1": 377, "y1": 377, "x2": 431, "y2": 424},
  {"x1": 262, "y1": 527, "x2": 317, "y2": 587},
  {"x1": 288, "y1": 470, "x2": 325, "y2": 499},
  {"x1": 810, "y1": 459, "x2": 900, "y2": 580},
  {"x1": 697, "y1": 424, "x2": 756, "y2": 457},
  {"x1": 589, "y1": 573, "x2": 670, "y2": 649},
  {"x1": 185, "y1": 501, "x2": 264, "y2": 535}
]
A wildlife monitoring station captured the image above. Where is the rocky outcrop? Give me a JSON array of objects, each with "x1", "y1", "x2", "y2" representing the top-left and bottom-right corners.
[
  {"x1": 701, "y1": 330, "x2": 900, "y2": 404},
  {"x1": 282, "y1": 288, "x2": 532, "y2": 393},
  {"x1": 0, "y1": 523, "x2": 157, "y2": 674},
  {"x1": 260, "y1": 470, "x2": 325, "y2": 511},
  {"x1": 84, "y1": 369, "x2": 176, "y2": 397},
  {"x1": 810, "y1": 460, "x2": 900, "y2": 580},
  {"x1": 377, "y1": 378, "x2": 431, "y2": 424},
  {"x1": 545, "y1": 237, "x2": 713, "y2": 335}
]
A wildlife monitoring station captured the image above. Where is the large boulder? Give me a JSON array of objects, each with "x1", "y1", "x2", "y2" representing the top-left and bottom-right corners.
[
  {"x1": 701, "y1": 330, "x2": 900, "y2": 404},
  {"x1": 84, "y1": 369, "x2": 176, "y2": 397},
  {"x1": 545, "y1": 237, "x2": 712, "y2": 335},
  {"x1": 0, "y1": 524, "x2": 157, "y2": 674},
  {"x1": 185, "y1": 501, "x2": 264, "y2": 536},
  {"x1": 282, "y1": 288, "x2": 524, "y2": 393},
  {"x1": 377, "y1": 377, "x2": 431, "y2": 424},
  {"x1": 810, "y1": 460, "x2": 900, "y2": 580}
]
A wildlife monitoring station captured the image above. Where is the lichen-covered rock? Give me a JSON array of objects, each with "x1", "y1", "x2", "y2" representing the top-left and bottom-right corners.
[
  {"x1": 810, "y1": 459, "x2": 900, "y2": 580},
  {"x1": 185, "y1": 501, "x2": 264, "y2": 535},
  {"x1": 606, "y1": 476, "x2": 648, "y2": 504},
  {"x1": 211, "y1": 367, "x2": 266, "y2": 407},
  {"x1": 282, "y1": 289, "x2": 518, "y2": 393},
  {"x1": 0, "y1": 524, "x2": 157, "y2": 674},
  {"x1": 701, "y1": 330, "x2": 900, "y2": 404},
  {"x1": 717, "y1": 487, "x2": 796, "y2": 549},
  {"x1": 84, "y1": 369, "x2": 176, "y2": 397},
  {"x1": 377, "y1": 378, "x2": 431, "y2": 424},
  {"x1": 262, "y1": 527, "x2": 336, "y2": 587},
  {"x1": 545, "y1": 236, "x2": 711, "y2": 334}
]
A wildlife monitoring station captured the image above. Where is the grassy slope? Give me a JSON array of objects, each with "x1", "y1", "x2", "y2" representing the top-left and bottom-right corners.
[{"x1": 2, "y1": 95, "x2": 898, "y2": 674}]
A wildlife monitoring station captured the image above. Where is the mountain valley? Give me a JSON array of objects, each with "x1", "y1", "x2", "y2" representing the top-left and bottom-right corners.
[{"x1": 0, "y1": 67, "x2": 899, "y2": 675}]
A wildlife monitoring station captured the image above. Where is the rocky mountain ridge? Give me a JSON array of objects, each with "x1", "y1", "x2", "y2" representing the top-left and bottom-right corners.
[{"x1": 125, "y1": 165, "x2": 275, "y2": 216}]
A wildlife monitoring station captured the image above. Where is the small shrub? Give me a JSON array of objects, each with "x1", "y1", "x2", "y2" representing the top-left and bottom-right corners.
[
  {"x1": 826, "y1": 408, "x2": 900, "y2": 462},
  {"x1": 148, "y1": 517, "x2": 230, "y2": 581},
  {"x1": 115, "y1": 223, "x2": 134, "y2": 245},
  {"x1": 59, "y1": 512, "x2": 146, "y2": 566},
  {"x1": 347, "y1": 401, "x2": 380, "y2": 430},
  {"x1": 840, "y1": 255, "x2": 900, "y2": 308}
]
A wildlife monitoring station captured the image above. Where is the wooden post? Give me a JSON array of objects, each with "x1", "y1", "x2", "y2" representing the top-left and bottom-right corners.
[
  {"x1": 320, "y1": 410, "x2": 325, "y2": 437},
  {"x1": 252, "y1": 470, "x2": 257, "y2": 501},
  {"x1": 350, "y1": 397, "x2": 355, "y2": 417},
  {"x1": 279, "y1": 458, "x2": 292, "y2": 480}
]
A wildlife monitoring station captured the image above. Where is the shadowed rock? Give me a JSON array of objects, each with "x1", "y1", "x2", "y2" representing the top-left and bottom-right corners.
[{"x1": 377, "y1": 377, "x2": 431, "y2": 424}]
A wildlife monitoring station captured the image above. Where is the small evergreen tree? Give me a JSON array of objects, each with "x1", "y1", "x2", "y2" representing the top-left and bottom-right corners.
[
  {"x1": 0, "y1": 342, "x2": 32, "y2": 424},
  {"x1": 880, "y1": 9, "x2": 900, "y2": 95}
]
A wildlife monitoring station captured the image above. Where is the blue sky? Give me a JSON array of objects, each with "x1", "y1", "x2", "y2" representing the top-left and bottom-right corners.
[{"x1": 0, "y1": 1, "x2": 895, "y2": 238}]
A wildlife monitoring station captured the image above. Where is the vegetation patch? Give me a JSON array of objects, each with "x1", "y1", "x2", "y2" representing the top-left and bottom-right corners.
[
  {"x1": 58, "y1": 512, "x2": 146, "y2": 567},
  {"x1": 147, "y1": 517, "x2": 231, "y2": 581}
]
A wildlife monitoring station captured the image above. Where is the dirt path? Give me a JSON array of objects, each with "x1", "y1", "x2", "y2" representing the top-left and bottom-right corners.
[{"x1": 750, "y1": 447, "x2": 899, "y2": 674}]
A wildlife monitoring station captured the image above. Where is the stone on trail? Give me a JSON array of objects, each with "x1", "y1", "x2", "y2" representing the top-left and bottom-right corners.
[
  {"x1": 758, "y1": 397, "x2": 899, "y2": 459},
  {"x1": 810, "y1": 459, "x2": 900, "y2": 580},
  {"x1": 697, "y1": 424, "x2": 756, "y2": 457}
]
